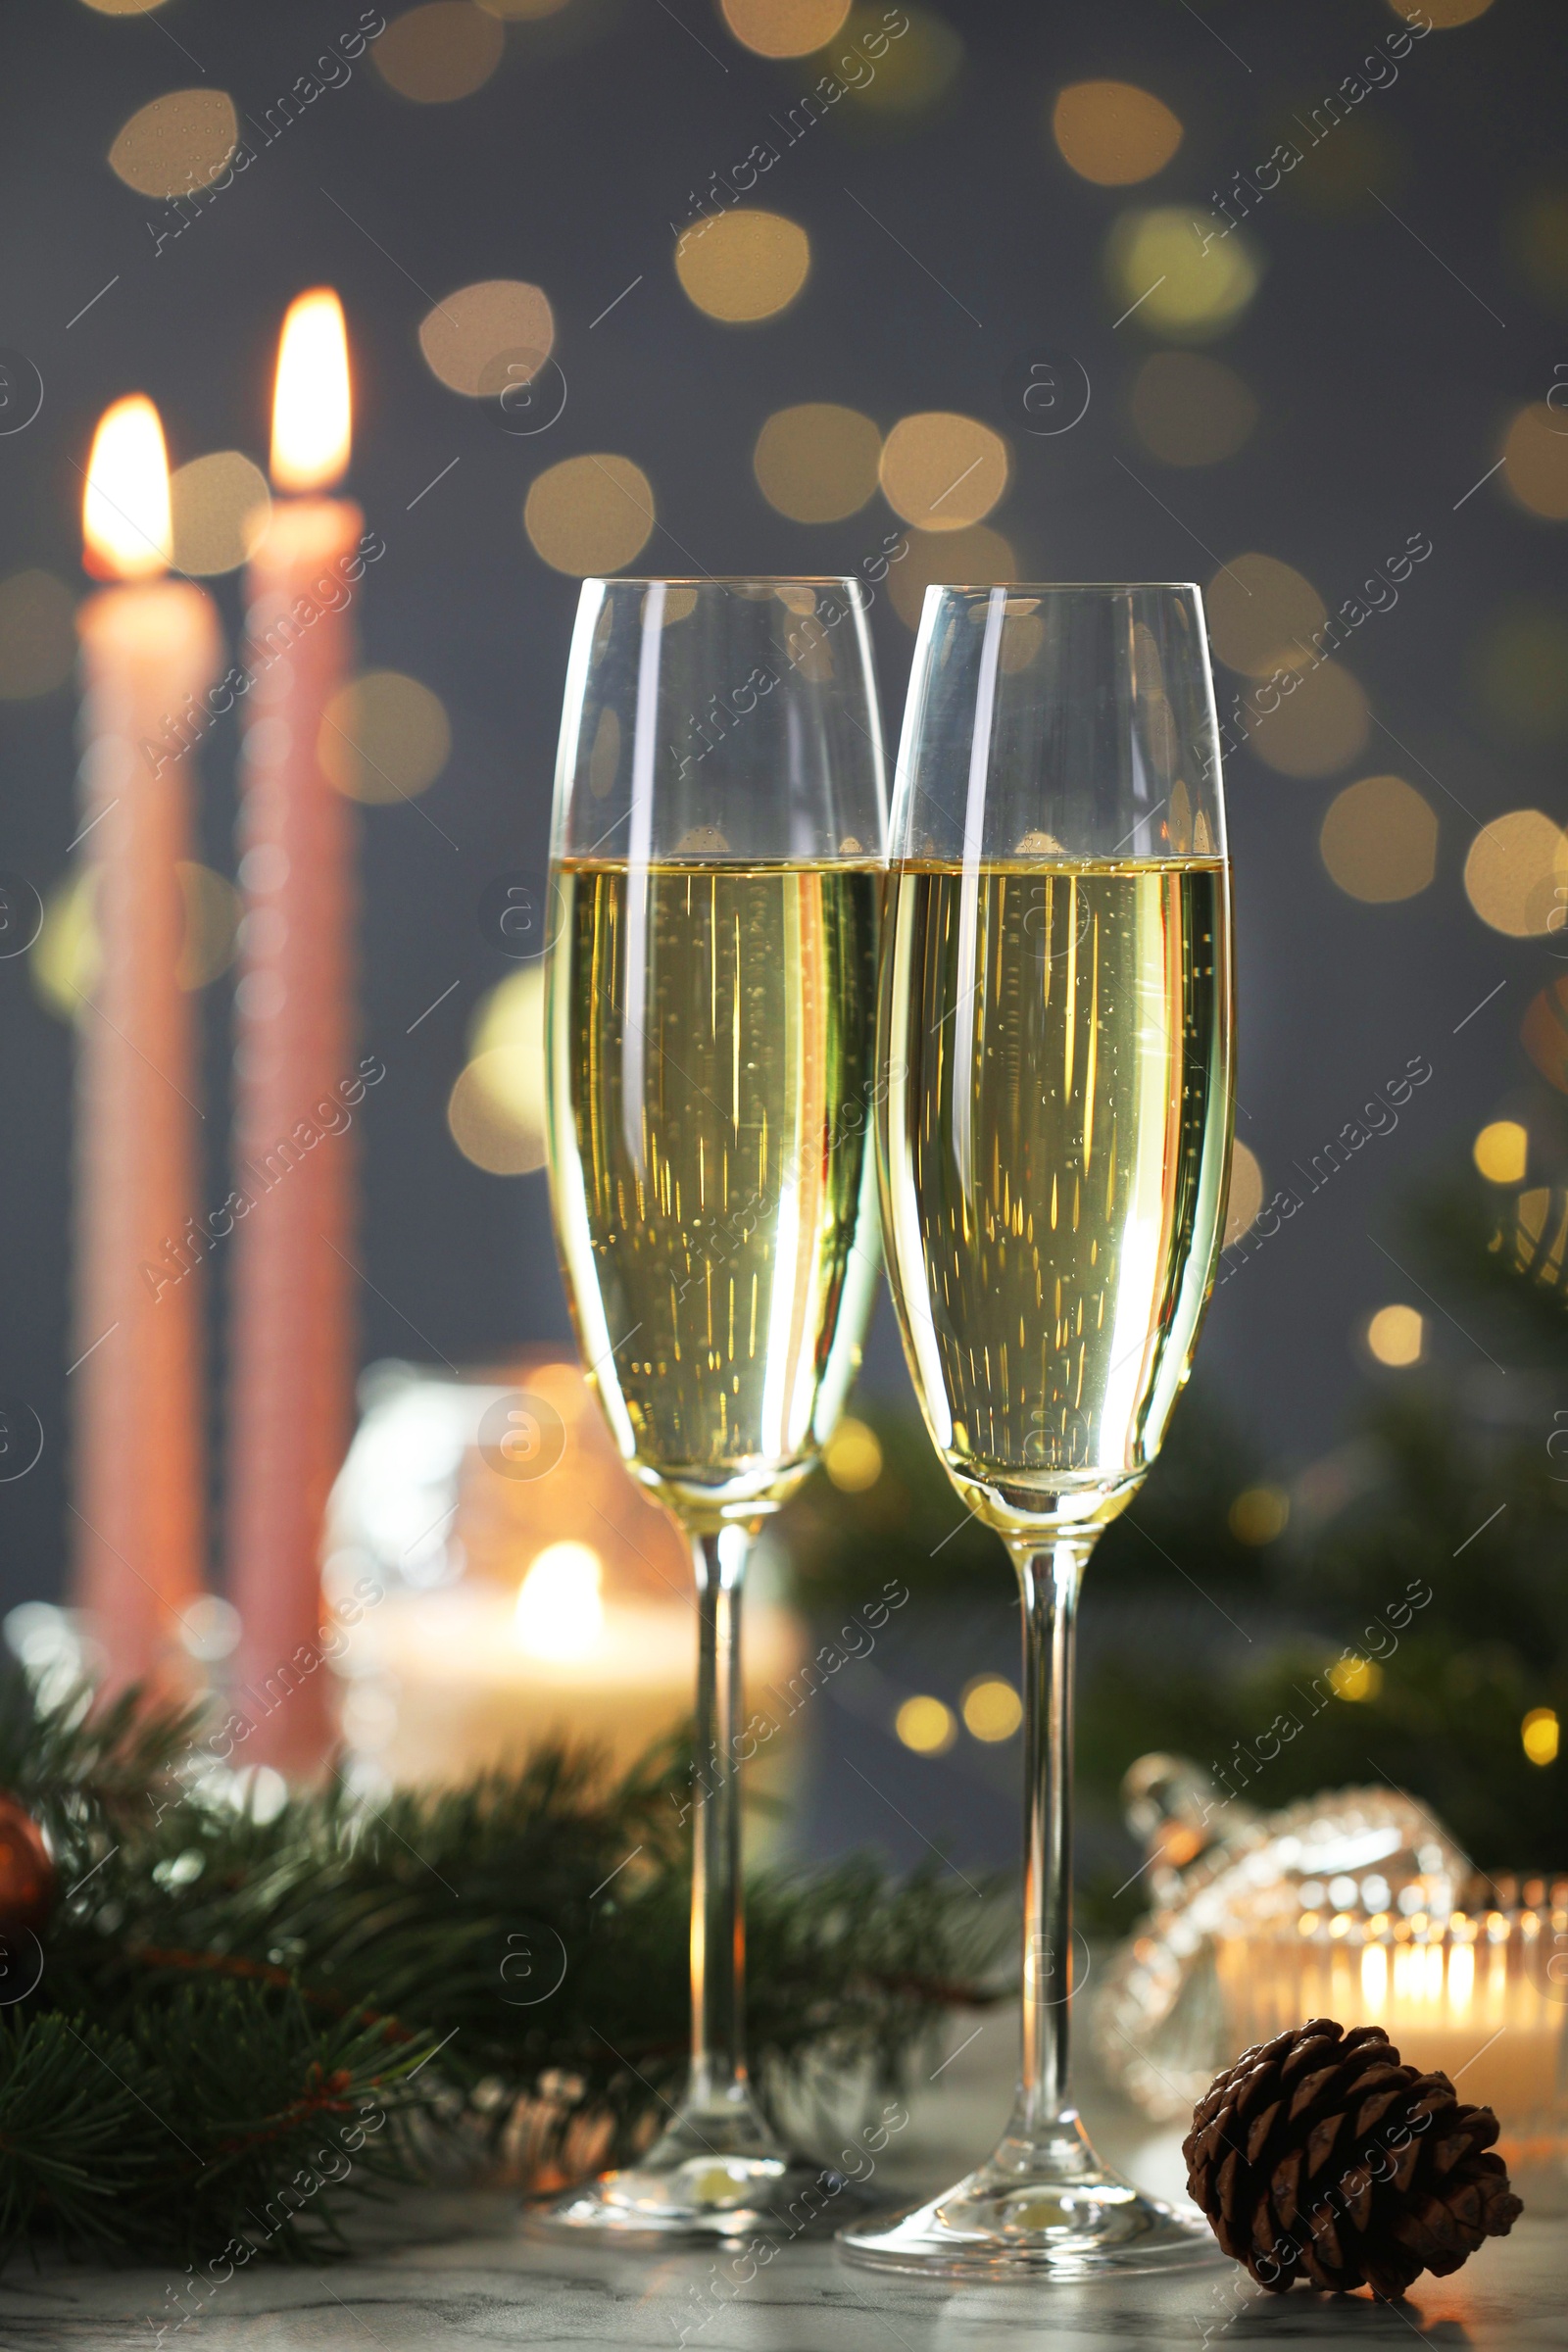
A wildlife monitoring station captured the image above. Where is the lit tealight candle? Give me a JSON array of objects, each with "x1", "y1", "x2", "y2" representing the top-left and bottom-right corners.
[{"x1": 342, "y1": 1550, "x2": 806, "y2": 1795}]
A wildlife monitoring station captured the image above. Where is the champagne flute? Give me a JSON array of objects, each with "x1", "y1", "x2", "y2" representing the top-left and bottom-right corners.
[
  {"x1": 840, "y1": 584, "x2": 1234, "y2": 2278},
  {"x1": 541, "y1": 578, "x2": 887, "y2": 2235}
]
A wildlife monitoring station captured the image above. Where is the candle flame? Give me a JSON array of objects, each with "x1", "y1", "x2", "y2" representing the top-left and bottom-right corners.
[
  {"x1": 82, "y1": 396, "x2": 172, "y2": 580},
  {"x1": 514, "y1": 1542, "x2": 604, "y2": 1661},
  {"x1": 270, "y1": 288, "x2": 351, "y2": 491}
]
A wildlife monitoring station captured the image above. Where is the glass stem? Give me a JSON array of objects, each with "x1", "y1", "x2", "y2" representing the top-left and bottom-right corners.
[
  {"x1": 688, "y1": 1524, "x2": 750, "y2": 2109},
  {"x1": 1012, "y1": 1536, "x2": 1094, "y2": 2140}
]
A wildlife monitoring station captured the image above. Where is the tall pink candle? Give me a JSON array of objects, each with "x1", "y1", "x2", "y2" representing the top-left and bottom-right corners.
[
  {"x1": 73, "y1": 396, "x2": 220, "y2": 1695},
  {"x1": 226, "y1": 290, "x2": 363, "y2": 1775}
]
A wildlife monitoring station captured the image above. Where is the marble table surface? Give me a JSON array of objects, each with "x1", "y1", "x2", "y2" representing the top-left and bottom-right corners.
[{"x1": 5, "y1": 2009, "x2": 1558, "y2": 2351}]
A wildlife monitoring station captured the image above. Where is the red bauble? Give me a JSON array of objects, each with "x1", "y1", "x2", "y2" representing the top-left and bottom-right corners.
[{"x1": 0, "y1": 1791, "x2": 55, "y2": 1937}]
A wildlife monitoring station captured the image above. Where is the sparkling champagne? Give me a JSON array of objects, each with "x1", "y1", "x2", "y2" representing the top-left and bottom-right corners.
[
  {"x1": 547, "y1": 859, "x2": 882, "y2": 1527},
  {"x1": 878, "y1": 858, "x2": 1232, "y2": 1530}
]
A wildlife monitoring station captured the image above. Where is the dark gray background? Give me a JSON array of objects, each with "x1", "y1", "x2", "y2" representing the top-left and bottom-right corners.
[{"x1": 0, "y1": 0, "x2": 1560, "y2": 1614}]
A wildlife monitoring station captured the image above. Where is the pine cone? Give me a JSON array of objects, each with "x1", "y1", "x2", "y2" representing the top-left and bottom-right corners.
[{"x1": 1183, "y1": 2017, "x2": 1522, "y2": 2298}]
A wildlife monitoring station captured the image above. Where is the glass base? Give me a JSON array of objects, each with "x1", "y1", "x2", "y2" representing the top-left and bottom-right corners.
[
  {"x1": 837, "y1": 2118, "x2": 1222, "y2": 2280},
  {"x1": 532, "y1": 2093, "x2": 860, "y2": 2242}
]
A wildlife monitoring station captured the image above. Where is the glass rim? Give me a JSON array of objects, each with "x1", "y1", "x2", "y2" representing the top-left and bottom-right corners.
[
  {"x1": 581, "y1": 574, "x2": 871, "y2": 592},
  {"x1": 920, "y1": 580, "x2": 1202, "y2": 597}
]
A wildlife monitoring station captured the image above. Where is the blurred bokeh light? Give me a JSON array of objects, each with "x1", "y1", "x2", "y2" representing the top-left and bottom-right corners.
[
  {"x1": 418, "y1": 281, "x2": 555, "y2": 397},
  {"x1": 1523, "y1": 981, "x2": 1568, "y2": 1095},
  {"x1": 1501, "y1": 403, "x2": 1568, "y2": 521},
  {"x1": 837, "y1": 6, "x2": 962, "y2": 118},
  {"x1": 1052, "y1": 81, "x2": 1182, "y2": 186},
  {"x1": 1107, "y1": 207, "x2": 1260, "y2": 337},
  {"x1": 720, "y1": 0, "x2": 849, "y2": 54},
  {"x1": 1508, "y1": 190, "x2": 1568, "y2": 309},
  {"x1": 1223, "y1": 1139, "x2": 1264, "y2": 1246},
  {"x1": 1470, "y1": 604, "x2": 1568, "y2": 741},
  {"x1": 822, "y1": 1416, "x2": 883, "y2": 1492},
  {"x1": 1473, "y1": 1120, "x2": 1528, "y2": 1185},
  {"x1": 1207, "y1": 555, "x2": 1324, "y2": 676},
  {"x1": 753, "y1": 404, "x2": 881, "y2": 521},
  {"x1": 1229, "y1": 1485, "x2": 1290, "y2": 1544},
  {"x1": 169, "y1": 452, "x2": 270, "y2": 577},
  {"x1": 1318, "y1": 775, "x2": 1437, "y2": 904},
  {"x1": 961, "y1": 1676, "x2": 1021, "y2": 1741},
  {"x1": 448, "y1": 963, "x2": 547, "y2": 1175},
  {"x1": 448, "y1": 1056, "x2": 543, "y2": 1175},
  {"x1": 895, "y1": 1694, "x2": 956, "y2": 1754},
  {"x1": 176, "y1": 863, "x2": 241, "y2": 990},
  {"x1": 885, "y1": 521, "x2": 1014, "y2": 627},
  {"x1": 0, "y1": 572, "x2": 75, "y2": 701},
  {"x1": 372, "y1": 3, "x2": 505, "y2": 102},
  {"x1": 1387, "y1": 0, "x2": 1494, "y2": 24},
  {"x1": 1246, "y1": 662, "x2": 1370, "y2": 778},
  {"x1": 675, "y1": 211, "x2": 810, "y2": 322},
  {"x1": 878, "y1": 412, "x2": 1007, "y2": 532},
  {"x1": 524, "y1": 454, "x2": 655, "y2": 574},
  {"x1": 31, "y1": 862, "x2": 238, "y2": 1019},
  {"x1": 320, "y1": 672, "x2": 452, "y2": 804},
  {"x1": 1128, "y1": 352, "x2": 1257, "y2": 467},
  {"x1": 108, "y1": 89, "x2": 238, "y2": 198},
  {"x1": 1366, "y1": 1305, "x2": 1423, "y2": 1366},
  {"x1": 1462, "y1": 809, "x2": 1568, "y2": 937}
]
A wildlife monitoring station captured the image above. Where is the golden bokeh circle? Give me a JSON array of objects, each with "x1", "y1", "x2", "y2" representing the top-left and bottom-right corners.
[
  {"x1": 459, "y1": 964, "x2": 548, "y2": 1173},
  {"x1": 894, "y1": 1694, "x2": 956, "y2": 1754},
  {"x1": 1523, "y1": 981, "x2": 1568, "y2": 1095},
  {"x1": 1462, "y1": 808, "x2": 1568, "y2": 937},
  {"x1": 1473, "y1": 1121, "x2": 1528, "y2": 1185},
  {"x1": 448, "y1": 1053, "x2": 546, "y2": 1175},
  {"x1": 108, "y1": 89, "x2": 238, "y2": 199},
  {"x1": 320, "y1": 672, "x2": 452, "y2": 803},
  {"x1": 720, "y1": 0, "x2": 850, "y2": 55},
  {"x1": 885, "y1": 522, "x2": 1015, "y2": 629},
  {"x1": 1052, "y1": 81, "x2": 1183, "y2": 186},
  {"x1": 1318, "y1": 775, "x2": 1438, "y2": 904},
  {"x1": 524, "y1": 454, "x2": 655, "y2": 575},
  {"x1": 372, "y1": 2, "x2": 505, "y2": 101},
  {"x1": 674, "y1": 210, "x2": 810, "y2": 323},
  {"x1": 1387, "y1": 0, "x2": 1494, "y2": 22},
  {"x1": 175, "y1": 863, "x2": 242, "y2": 990},
  {"x1": 1246, "y1": 662, "x2": 1369, "y2": 778},
  {"x1": 1366, "y1": 1305, "x2": 1423, "y2": 1367},
  {"x1": 1129, "y1": 352, "x2": 1257, "y2": 467},
  {"x1": 80, "y1": 0, "x2": 169, "y2": 13},
  {"x1": 753, "y1": 404, "x2": 881, "y2": 522},
  {"x1": 1501, "y1": 403, "x2": 1568, "y2": 521},
  {"x1": 1108, "y1": 207, "x2": 1260, "y2": 338},
  {"x1": 1229, "y1": 1486, "x2": 1289, "y2": 1545},
  {"x1": 170, "y1": 452, "x2": 271, "y2": 577},
  {"x1": 1223, "y1": 1139, "x2": 1263, "y2": 1247},
  {"x1": 1508, "y1": 192, "x2": 1568, "y2": 311},
  {"x1": 879, "y1": 413, "x2": 1008, "y2": 533},
  {"x1": 839, "y1": 5, "x2": 962, "y2": 115},
  {"x1": 1522, "y1": 1707, "x2": 1560, "y2": 1767},
  {"x1": 0, "y1": 571, "x2": 75, "y2": 701},
  {"x1": 418, "y1": 280, "x2": 555, "y2": 397},
  {"x1": 823, "y1": 1416, "x2": 883, "y2": 1491},
  {"x1": 961, "y1": 1677, "x2": 1022, "y2": 1741},
  {"x1": 1471, "y1": 605, "x2": 1568, "y2": 743},
  {"x1": 1206, "y1": 555, "x2": 1325, "y2": 676}
]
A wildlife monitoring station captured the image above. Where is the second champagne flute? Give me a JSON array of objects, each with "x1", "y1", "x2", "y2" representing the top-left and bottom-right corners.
[
  {"x1": 541, "y1": 578, "x2": 887, "y2": 2235},
  {"x1": 842, "y1": 582, "x2": 1235, "y2": 2277}
]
